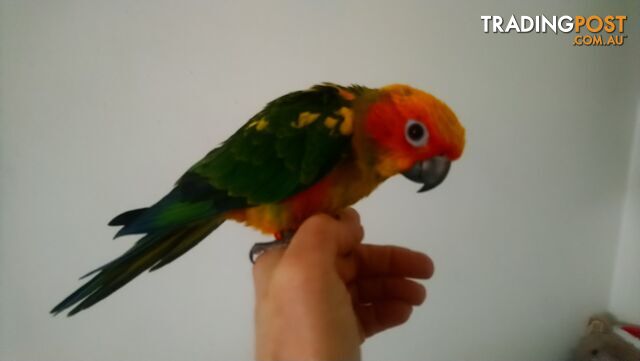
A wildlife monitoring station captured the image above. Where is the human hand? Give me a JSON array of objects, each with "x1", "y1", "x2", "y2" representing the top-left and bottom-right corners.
[{"x1": 253, "y1": 208, "x2": 434, "y2": 361}]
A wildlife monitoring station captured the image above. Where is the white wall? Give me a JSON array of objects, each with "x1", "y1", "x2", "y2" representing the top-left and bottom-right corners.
[
  {"x1": 610, "y1": 97, "x2": 640, "y2": 324},
  {"x1": 1, "y1": 1, "x2": 637, "y2": 361}
]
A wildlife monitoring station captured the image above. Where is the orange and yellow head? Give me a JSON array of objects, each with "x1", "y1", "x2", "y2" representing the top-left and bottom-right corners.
[{"x1": 361, "y1": 84, "x2": 466, "y2": 191}]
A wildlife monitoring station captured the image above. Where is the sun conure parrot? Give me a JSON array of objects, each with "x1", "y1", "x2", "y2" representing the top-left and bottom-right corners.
[{"x1": 51, "y1": 83, "x2": 465, "y2": 316}]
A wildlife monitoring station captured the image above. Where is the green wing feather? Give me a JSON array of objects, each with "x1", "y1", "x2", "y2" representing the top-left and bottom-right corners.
[
  {"x1": 115, "y1": 83, "x2": 363, "y2": 236},
  {"x1": 186, "y1": 83, "x2": 364, "y2": 204}
]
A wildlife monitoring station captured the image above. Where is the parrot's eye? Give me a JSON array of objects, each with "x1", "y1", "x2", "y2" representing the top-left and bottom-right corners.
[{"x1": 405, "y1": 119, "x2": 429, "y2": 147}]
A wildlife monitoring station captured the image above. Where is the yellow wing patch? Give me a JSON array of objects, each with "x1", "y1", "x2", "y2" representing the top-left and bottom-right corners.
[
  {"x1": 324, "y1": 116, "x2": 338, "y2": 129},
  {"x1": 337, "y1": 107, "x2": 353, "y2": 135},
  {"x1": 247, "y1": 118, "x2": 269, "y2": 131},
  {"x1": 292, "y1": 112, "x2": 321, "y2": 128}
]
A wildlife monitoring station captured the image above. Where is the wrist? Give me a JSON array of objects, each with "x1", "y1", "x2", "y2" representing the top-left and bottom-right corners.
[{"x1": 255, "y1": 297, "x2": 361, "y2": 361}]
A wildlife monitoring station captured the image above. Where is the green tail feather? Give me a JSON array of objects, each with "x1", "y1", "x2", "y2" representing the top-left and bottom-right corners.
[{"x1": 51, "y1": 217, "x2": 224, "y2": 316}]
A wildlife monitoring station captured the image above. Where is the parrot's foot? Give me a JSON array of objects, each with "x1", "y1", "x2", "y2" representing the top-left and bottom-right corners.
[
  {"x1": 249, "y1": 240, "x2": 288, "y2": 264},
  {"x1": 249, "y1": 231, "x2": 294, "y2": 264}
]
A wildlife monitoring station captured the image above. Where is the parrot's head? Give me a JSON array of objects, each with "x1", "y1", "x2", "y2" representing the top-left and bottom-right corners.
[{"x1": 361, "y1": 84, "x2": 465, "y2": 192}]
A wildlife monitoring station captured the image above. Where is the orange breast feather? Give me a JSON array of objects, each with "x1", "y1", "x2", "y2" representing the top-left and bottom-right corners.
[{"x1": 224, "y1": 159, "x2": 382, "y2": 235}]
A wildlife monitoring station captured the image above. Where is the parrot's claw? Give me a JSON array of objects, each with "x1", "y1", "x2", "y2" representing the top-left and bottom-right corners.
[{"x1": 249, "y1": 239, "x2": 289, "y2": 264}]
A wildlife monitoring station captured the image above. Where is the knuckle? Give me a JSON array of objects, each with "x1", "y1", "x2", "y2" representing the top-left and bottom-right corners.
[
  {"x1": 300, "y1": 214, "x2": 335, "y2": 235},
  {"x1": 345, "y1": 207, "x2": 361, "y2": 222},
  {"x1": 399, "y1": 307, "x2": 413, "y2": 323},
  {"x1": 355, "y1": 224, "x2": 365, "y2": 241}
]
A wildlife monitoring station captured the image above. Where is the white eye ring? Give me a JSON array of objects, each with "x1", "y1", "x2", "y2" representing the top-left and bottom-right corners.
[{"x1": 405, "y1": 119, "x2": 429, "y2": 147}]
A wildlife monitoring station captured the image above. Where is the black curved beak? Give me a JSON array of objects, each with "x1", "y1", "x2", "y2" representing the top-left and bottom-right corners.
[{"x1": 402, "y1": 156, "x2": 452, "y2": 193}]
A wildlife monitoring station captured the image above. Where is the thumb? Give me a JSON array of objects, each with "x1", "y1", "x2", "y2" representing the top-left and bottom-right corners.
[{"x1": 252, "y1": 247, "x2": 285, "y2": 298}]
